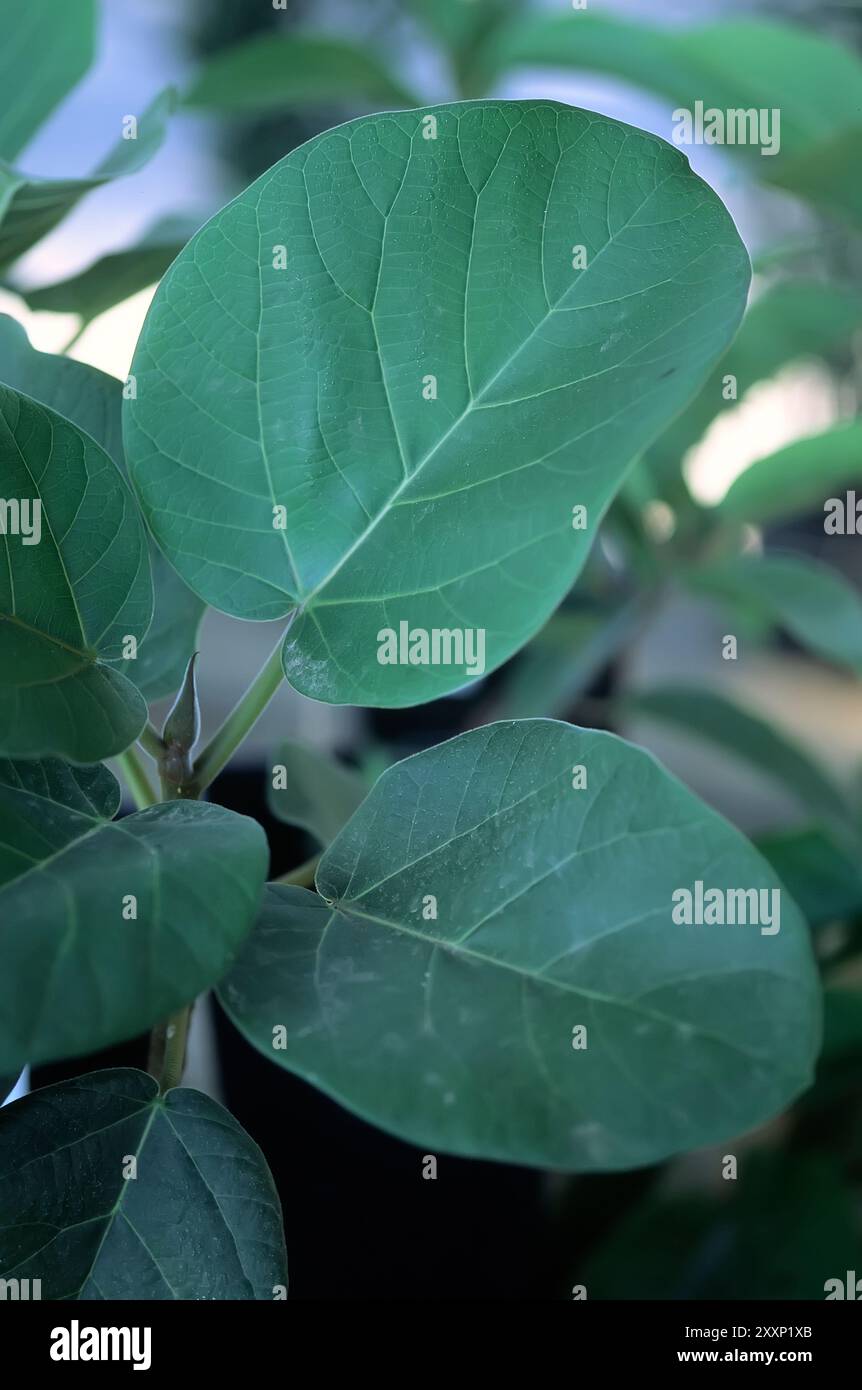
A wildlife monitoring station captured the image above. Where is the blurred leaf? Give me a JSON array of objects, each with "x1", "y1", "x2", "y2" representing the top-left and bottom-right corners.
[
  {"x1": 16, "y1": 218, "x2": 195, "y2": 327},
  {"x1": 626, "y1": 685, "x2": 850, "y2": 829},
  {"x1": 485, "y1": 13, "x2": 862, "y2": 226},
  {"x1": 689, "y1": 552, "x2": 862, "y2": 675},
  {"x1": 267, "y1": 739, "x2": 366, "y2": 848},
  {"x1": 0, "y1": 756, "x2": 120, "y2": 821},
  {"x1": 221, "y1": 721, "x2": 819, "y2": 1171},
  {"x1": 493, "y1": 600, "x2": 641, "y2": 721},
  {"x1": 581, "y1": 1154, "x2": 862, "y2": 1299},
  {"x1": 186, "y1": 34, "x2": 419, "y2": 113},
  {"x1": 0, "y1": 1069, "x2": 287, "y2": 1298},
  {"x1": 821, "y1": 989, "x2": 862, "y2": 1062},
  {"x1": 0, "y1": 385, "x2": 151, "y2": 762},
  {"x1": 647, "y1": 282, "x2": 862, "y2": 485},
  {"x1": 0, "y1": 88, "x2": 175, "y2": 271},
  {"x1": 0, "y1": 795, "x2": 268, "y2": 1075},
  {"x1": 720, "y1": 422, "x2": 862, "y2": 529},
  {"x1": 0, "y1": 1, "x2": 96, "y2": 162},
  {"x1": 757, "y1": 827, "x2": 862, "y2": 928},
  {"x1": 0, "y1": 316, "x2": 204, "y2": 701},
  {"x1": 405, "y1": 0, "x2": 512, "y2": 52}
]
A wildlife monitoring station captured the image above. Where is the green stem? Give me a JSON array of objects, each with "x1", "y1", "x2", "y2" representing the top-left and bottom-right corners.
[
  {"x1": 192, "y1": 622, "x2": 292, "y2": 793},
  {"x1": 117, "y1": 746, "x2": 158, "y2": 809},
  {"x1": 273, "y1": 853, "x2": 320, "y2": 888},
  {"x1": 148, "y1": 1005, "x2": 193, "y2": 1094},
  {"x1": 138, "y1": 721, "x2": 164, "y2": 761}
]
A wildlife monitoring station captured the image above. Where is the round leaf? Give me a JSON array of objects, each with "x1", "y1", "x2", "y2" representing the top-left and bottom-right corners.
[
  {"x1": 125, "y1": 100, "x2": 749, "y2": 706},
  {"x1": 219, "y1": 720, "x2": 820, "y2": 1170}
]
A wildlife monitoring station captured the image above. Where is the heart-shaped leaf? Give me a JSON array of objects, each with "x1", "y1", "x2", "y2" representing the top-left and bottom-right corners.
[
  {"x1": 0, "y1": 796, "x2": 268, "y2": 1074},
  {"x1": 0, "y1": 384, "x2": 153, "y2": 761},
  {"x1": 219, "y1": 720, "x2": 820, "y2": 1170},
  {"x1": 0, "y1": 1069, "x2": 287, "y2": 1299},
  {"x1": 125, "y1": 100, "x2": 749, "y2": 706},
  {"x1": 0, "y1": 319, "x2": 204, "y2": 701},
  {"x1": 0, "y1": 1, "x2": 96, "y2": 162}
]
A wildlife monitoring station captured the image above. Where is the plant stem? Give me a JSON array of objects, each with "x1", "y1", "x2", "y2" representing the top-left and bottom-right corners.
[
  {"x1": 117, "y1": 746, "x2": 159, "y2": 809},
  {"x1": 148, "y1": 1005, "x2": 193, "y2": 1094},
  {"x1": 192, "y1": 622, "x2": 292, "y2": 793},
  {"x1": 138, "y1": 722, "x2": 164, "y2": 761},
  {"x1": 273, "y1": 853, "x2": 320, "y2": 888}
]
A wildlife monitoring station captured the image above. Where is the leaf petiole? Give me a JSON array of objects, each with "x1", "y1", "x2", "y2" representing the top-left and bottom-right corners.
[
  {"x1": 192, "y1": 619, "x2": 293, "y2": 794},
  {"x1": 116, "y1": 746, "x2": 159, "y2": 809}
]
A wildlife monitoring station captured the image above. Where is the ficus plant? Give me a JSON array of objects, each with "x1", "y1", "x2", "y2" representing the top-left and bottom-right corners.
[
  {"x1": 0, "y1": 89, "x2": 827, "y2": 1299},
  {"x1": 1, "y1": 1, "x2": 860, "y2": 1301}
]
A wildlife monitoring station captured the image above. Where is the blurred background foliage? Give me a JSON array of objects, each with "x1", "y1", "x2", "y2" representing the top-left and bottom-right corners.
[{"x1": 3, "y1": 0, "x2": 862, "y2": 1298}]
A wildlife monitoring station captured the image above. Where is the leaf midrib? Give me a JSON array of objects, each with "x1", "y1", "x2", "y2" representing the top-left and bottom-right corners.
[
  {"x1": 295, "y1": 122, "x2": 678, "y2": 608},
  {"x1": 320, "y1": 900, "x2": 796, "y2": 1067}
]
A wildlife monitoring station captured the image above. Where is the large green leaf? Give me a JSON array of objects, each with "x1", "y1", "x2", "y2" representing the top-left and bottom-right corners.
[
  {"x1": 0, "y1": 797, "x2": 268, "y2": 1074},
  {"x1": 646, "y1": 281, "x2": 862, "y2": 485},
  {"x1": 719, "y1": 422, "x2": 862, "y2": 529},
  {"x1": 0, "y1": 1, "x2": 96, "y2": 163},
  {"x1": 625, "y1": 686, "x2": 849, "y2": 831},
  {"x1": 0, "y1": 89, "x2": 175, "y2": 272},
  {"x1": 485, "y1": 14, "x2": 862, "y2": 226},
  {"x1": 186, "y1": 33, "x2": 418, "y2": 113},
  {"x1": 0, "y1": 1069, "x2": 287, "y2": 1299},
  {"x1": 0, "y1": 755, "x2": 120, "y2": 822},
  {"x1": 15, "y1": 218, "x2": 193, "y2": 328},
  {"x1": 689, "y1": 553, "x2": 862, "y2": 676},
  {"x1": 0, "y1": 384, "x2": 152, "y2": 761},
  {"x1": 219, "y1": 720, "x2": 820, "y2": 1170},
  {"x1": 125, "y1": 100, "x2": 750, "y2": 707},
  {"x1": 267, "y1": 739, "x2": 366, "y2": 848},
  {"x1": 0, "y1": 316, "x2": 204, "y2": 701}
]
